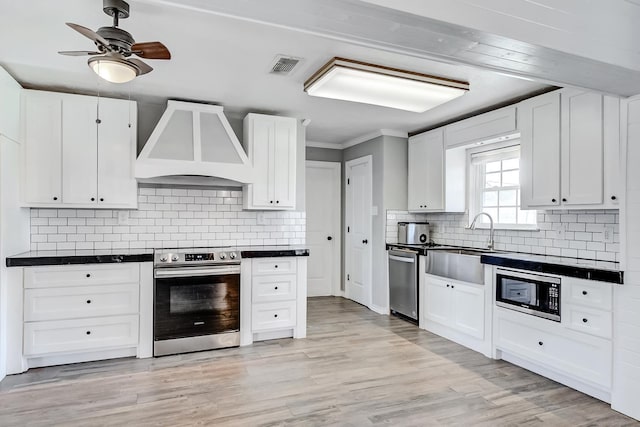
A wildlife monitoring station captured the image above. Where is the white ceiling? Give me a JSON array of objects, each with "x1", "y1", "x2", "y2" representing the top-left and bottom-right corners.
[{"x1": 0, "y1": 0, "x2": 563, "y2": 145}]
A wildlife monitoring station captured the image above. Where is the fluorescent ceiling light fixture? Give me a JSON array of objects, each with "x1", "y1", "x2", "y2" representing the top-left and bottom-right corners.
[
  {"x1": 304, "y1": 57, "x2": 469, "y2": 113},
  {"x1": 88, "y1": 55, "x2": 139, "y2": 84}
]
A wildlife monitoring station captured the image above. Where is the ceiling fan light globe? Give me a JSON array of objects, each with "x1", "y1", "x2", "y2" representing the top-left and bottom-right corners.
[{"x1": 88, "y1": 56, "x2": 138, "y2": 83}]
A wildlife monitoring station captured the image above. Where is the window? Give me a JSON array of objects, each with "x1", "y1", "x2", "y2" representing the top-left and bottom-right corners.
[{"x1": 468, "y1": 143, "x2": 537, "y2": 228}]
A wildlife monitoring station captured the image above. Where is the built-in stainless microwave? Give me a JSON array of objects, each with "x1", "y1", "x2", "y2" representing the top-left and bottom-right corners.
[{"x1": 495, "y1": 268, "x2": 560, "y2": 322}]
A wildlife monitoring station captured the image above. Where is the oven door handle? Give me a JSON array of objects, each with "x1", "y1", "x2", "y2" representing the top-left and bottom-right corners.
[{"x1": 155, "y1": 266, "x2": 241, "y2": 278}]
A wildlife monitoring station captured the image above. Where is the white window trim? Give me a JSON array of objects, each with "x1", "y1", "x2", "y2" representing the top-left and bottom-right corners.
[{"x1": 466, "y1": 139, "x2": 538, "y2": 231}]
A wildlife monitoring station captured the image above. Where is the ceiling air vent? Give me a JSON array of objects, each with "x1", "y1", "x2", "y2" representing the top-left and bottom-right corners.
[{"x1": 269, "y1": 55, "x2": 301, "y2": 75}]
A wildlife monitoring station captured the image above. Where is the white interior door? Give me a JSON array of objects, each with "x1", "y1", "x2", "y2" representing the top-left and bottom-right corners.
[
  {"x1": 345, "y1": 155, "x2": 372, "y2": 308},
  {"x1": 305, "y1": 161, "x2": 341, "y2": 297}
]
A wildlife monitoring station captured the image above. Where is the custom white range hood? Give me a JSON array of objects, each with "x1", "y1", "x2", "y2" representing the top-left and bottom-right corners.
[{"x1": 135, "y1": 100, "x2": 254, "y2": 185}]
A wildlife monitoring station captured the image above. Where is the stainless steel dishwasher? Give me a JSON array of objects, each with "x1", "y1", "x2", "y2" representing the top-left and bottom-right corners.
[{"x1": 388, "y1": 247, "x2": 419, "y2": 323}]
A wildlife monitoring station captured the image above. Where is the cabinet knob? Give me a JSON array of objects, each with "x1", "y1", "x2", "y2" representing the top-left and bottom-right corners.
[
  {"x1": 582, "y1": 290, "x2": 588, "y2": 296},
  {"x1": 582, "y1": 318, "x2": 588, "y2": 323},
  {"x1": 274, "y1": 286, "x2": 278, "y2": 290},
  {"x1": 362, "y1": 239, "x2": 368, "y2": 244},
  {"x1": 562, "y1": 198, "x2": 567, "y2": 202},
  {"x1": 53, "y1": 196, "x2": 58, "y2": 201},
  {"x1": 611, "y1": 195, "x2": 617, "y2": 201},
  {"x1": 86, "y1": 299, "x2": 91, "y2": 304},
  {"x1": 270, "y1": 201, "x2": 274, "y2": 204},
  {"x1": 551, "y1": 198, "x2": 556, "y2": 203},
  {"x1": 274, "y1": 265, "x2": 278, "y2": 268},
  {"x1": 274, "y1": 314, "x2": 278, "y2": 318},
  {"x1": 96, "y1": 119, "x2": 101, "y2": 124},
  {"x1": 91, "y1": 197, "x2": 95, "y2": 201},
  {"x1": 100, "y1": 198, "x2": 104, "y2": 202},
  {"x1": 276, "y1": 200, "x2": 279, "y2": 204},
  {"x1": 446, "y1": 284, "x2": 450, "y2": 288},
  {"x1": 538, "y1": 341, "x2": 543, "y2": 346},
  {"x1": 451, "y1": 285, "x2": 455, "y2": 289},
  {"x1": 86, "y1": 273, "x2": 91, "y2": 278},
  {"x1": 86, "y1": 331, "x2": 91, "y2": 335}
]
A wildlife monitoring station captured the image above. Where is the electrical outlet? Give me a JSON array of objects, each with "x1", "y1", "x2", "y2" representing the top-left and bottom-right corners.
[
  {"x1": 556, "y1": 222, "x2": 567, "y2": 239},
  {"x1": 117, "y1": 211, "x2": 129, "y2": 225},
  {"x1": 257, "y1": 212, "x2": 267, "y2": 225},
  {"x1": 604, "y1": 225, "x2": 615, "y2": 244}
]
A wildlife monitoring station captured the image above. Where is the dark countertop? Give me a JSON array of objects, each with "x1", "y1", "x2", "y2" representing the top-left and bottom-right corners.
[
  {"x1": 480, "y1": 252, "x2": 623, "y2": 284},
  {"x1": 6, "y1": 245, "x2": 310, "y2": 267},
  {"x1": 386, "y1": 242, "x2": 623, "y2": 284}
]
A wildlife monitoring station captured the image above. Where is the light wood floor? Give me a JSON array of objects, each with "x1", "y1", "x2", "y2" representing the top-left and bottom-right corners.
[{"x1": 0, "y1": 297, "x2": 636, "y2": 426}]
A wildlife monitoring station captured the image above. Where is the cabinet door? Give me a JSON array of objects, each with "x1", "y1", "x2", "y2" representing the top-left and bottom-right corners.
[
  {"x1": 520, "y1": 91, "x2": 561, "y2": 208},
  {"x1": 247, "y1": 115, "x2": 274, "y2": 208},
  {"x1": 451, "y1": 282, "x2": 484, "y2": 339},
  {"x1": 603, "y1": 95, "x2": 620, "y2": 206},
  {"x1": 62, "y1": 94, "x2": 98, "y2": 205},
  {"x1": 424, "y1": 276, "x2": 451, "y2": 324},
  {"x1": 272, "y1": 118, "x2": 297, "y2": 208},
  {"x1": 21, "y1": 91, "x2": 62, "y2": 204},
  {"x1": 97, "y1": 98, "x2": 137, "y2": 208},
  {"x1": 408, "y1": 129, "x2": 444, "y2": 211},
  {"x1": 561, "y1": 90, "x2": 604, "y2": 206}
]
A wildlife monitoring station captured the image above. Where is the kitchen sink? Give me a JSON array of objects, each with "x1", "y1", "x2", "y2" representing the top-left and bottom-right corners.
[{"x1": 425, "y1": 247, "x2": 494, "y2": 285}]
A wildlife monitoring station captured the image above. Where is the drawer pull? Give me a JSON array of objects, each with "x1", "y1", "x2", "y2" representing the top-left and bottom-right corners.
[
  {"x1": 86, "y1": 299, "x2": 92, "y2": 304},
  {"x1": 582, "y1": 290, "x2": 588, "y2": 295},
  {"x1": 274, "y1": 286, "x2": 278, "y2": 290},
  {"x1": 538, "y1": 341, "x2": 543, "y2": 346},
  {"x1": 582, "y1": 318, "x2": 588, "y2": 323},
  {"x1": 86, "y1": 274, "x2": 91, "y2": 278},
  {"x1": 274, "y1": 265, "x2": 278, "y2": 268},
  {"x1": 446, "y1": 284, "x2": 450, "y2": 288},
  {"x1": 86, "y1": 331, "x2": 91, "y2": 335},
  {"x1": 451, "y1": 285, "x2": 455, "y2": 289},
  {"x1": 274, "y1": 314, "x2": 278, "y2": 318}
]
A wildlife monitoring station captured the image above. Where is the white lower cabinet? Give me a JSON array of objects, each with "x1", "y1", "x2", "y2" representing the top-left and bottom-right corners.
[
  {"x1": 494, "y1": 274, "x2": 614, "y2": 402},
  {"x1": 240, "y1": 256, "x2": 307, "y2": 345},
  {"x1": 12, "y1": 263, "x2": 151, "y2": 371},
  {"x1": 422, "y1": 273, "x2": 489, "y2": 355}
]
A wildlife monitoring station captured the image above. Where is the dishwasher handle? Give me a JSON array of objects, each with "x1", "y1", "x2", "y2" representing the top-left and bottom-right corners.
[{"x1": 389, "y1": 254, "x2": 416, "y2": 263}]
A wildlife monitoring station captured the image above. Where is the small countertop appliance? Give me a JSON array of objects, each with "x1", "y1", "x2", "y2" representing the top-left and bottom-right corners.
[{"x1": 398, "y1": 222, "x2": 429, "y2": 245}]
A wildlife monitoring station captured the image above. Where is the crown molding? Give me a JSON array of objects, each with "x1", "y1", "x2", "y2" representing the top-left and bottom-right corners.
[{"x1": 305, "y1": 140, "x2": 344, "y2": 149}]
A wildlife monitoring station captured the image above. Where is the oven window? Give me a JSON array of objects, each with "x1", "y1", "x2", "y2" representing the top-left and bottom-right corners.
[{"x1": 169, "y1": 283, "x2": 225, "y2": 314}]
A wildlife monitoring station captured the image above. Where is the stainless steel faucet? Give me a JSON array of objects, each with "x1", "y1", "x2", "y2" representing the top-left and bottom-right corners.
[{"x1": 470, "y1": 212, "x2": 495, "y2": 251}]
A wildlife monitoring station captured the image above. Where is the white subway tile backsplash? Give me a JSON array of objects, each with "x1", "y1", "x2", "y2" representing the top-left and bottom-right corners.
[
  {"x1": 386, "y1": 209, "x2": 619, "y2": 262},
  {"x1": 30, "y1": 185, "x2": 305, "y2": 250}
]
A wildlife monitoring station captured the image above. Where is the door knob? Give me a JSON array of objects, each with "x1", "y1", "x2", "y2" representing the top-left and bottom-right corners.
[
  {"x1": 327, "y1": 236, "x2": 333, "y2": 241},
  {"x1": 362, "y1": 239, "x2": 368, "y2": 244}
]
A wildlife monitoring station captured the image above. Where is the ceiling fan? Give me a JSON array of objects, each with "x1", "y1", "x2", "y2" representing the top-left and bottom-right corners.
[{"x1": 59, "y1": 0, "x2": 171, "y2": 83}]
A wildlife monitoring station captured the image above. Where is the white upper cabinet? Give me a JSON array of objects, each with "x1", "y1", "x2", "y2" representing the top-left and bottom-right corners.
[
  {"x1": 561, "y1": 89, "x2": 604, "y2": 206},
  {"x1": 96, "y1": 97, "x2": 137, "y2": 208},
  {"x1": 21, "y1": 90, "x2": 137, "y2": 209},
  {"x1": 21, "y1": 91, "x2": 63, "y2": 205},
  {"x1": 519, "y1": 91, "x2": 561, "y2": 209},
  {"x1": 520, "y1": 89, "x2": 620, "y2": 210},
  {"x1": 444, "y1": 106, "x2": 517, "y2": 148},
  {"x1": 408, "y1": 129, "x2": 465, "y2": 213},
  {"x1": 243, "y1": 113, "x2": 297, "y2": 210}
]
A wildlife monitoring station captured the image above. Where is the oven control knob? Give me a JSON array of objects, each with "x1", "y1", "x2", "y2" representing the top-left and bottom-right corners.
[
  {"x1": 171, "y1": 255, "x2": 179, "y2": 262},
  {"x1": 229, "y1": 252, "x2": 237, "y2": 259},
  {"x1": 160, "y1": 256, "x2": 168, "y2": 262},
  {"x1": 219, "y1": 253, "x2": 227, "y2": 260}
]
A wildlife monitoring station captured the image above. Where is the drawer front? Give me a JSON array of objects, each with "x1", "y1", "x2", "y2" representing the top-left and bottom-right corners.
[
  {"x1": 496, "y1": 312, "x2": 611, "y2": 388},
  {"x1": 25, "y1": 264, "x2": 139, "y2": 288},
  {"x1": 252, "y1": 274, "x2": 297, "y2": 303},
  {"x1": 252, "y1": 258, "x2": 296, "y2": 275},
  {"x1": 251, "y1": 301, "x2": 296, "y2": 332},
  {"x1": 25, "y1": 284, "x2": 140, "y2": 321},
  {"x1": 24, "y1": 315, "x2": 139, "y2": 356},
  {"x1": 564, "y1": 278, "x2": 612, "y2": 310},
  {"x1": 564, "y1": 305, "x2": 612, "y2": 339}
]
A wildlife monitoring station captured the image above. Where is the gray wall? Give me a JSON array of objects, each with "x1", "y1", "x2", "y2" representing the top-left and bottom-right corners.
[
  {"x1": 383, "y1": 136, "x2": 408, "y2": 210},
  {"x1": 306, "y1": 147, "x2": 343, "y2": 162}
]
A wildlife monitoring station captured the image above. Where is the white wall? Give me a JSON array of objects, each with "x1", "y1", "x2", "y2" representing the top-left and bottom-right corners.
[
  {"x1": 611, "y1": 97, "x2": 640, "y2": 420},
  {"x1": 30, "y1": 185, "x2": 305, "y2": 251}
]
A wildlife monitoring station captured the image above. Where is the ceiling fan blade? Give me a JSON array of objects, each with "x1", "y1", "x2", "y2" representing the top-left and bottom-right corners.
[
  {"x1": 131, "y1": 41, "x2": 171, "y2": 60},
  {"x1": 66, "y1": 23, "x2": 111, "y2": 49},
  {"x1": 128, "y1": 58, "x2": 153, "y2": 75},
  {"x1": 58, "y1": 50, "x2": 102, "y2": 56}
]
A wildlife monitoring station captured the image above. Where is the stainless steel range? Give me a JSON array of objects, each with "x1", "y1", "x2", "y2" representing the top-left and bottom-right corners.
[{"x1": 153, "y1": 247, "x2": 241, "y2": 356}]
